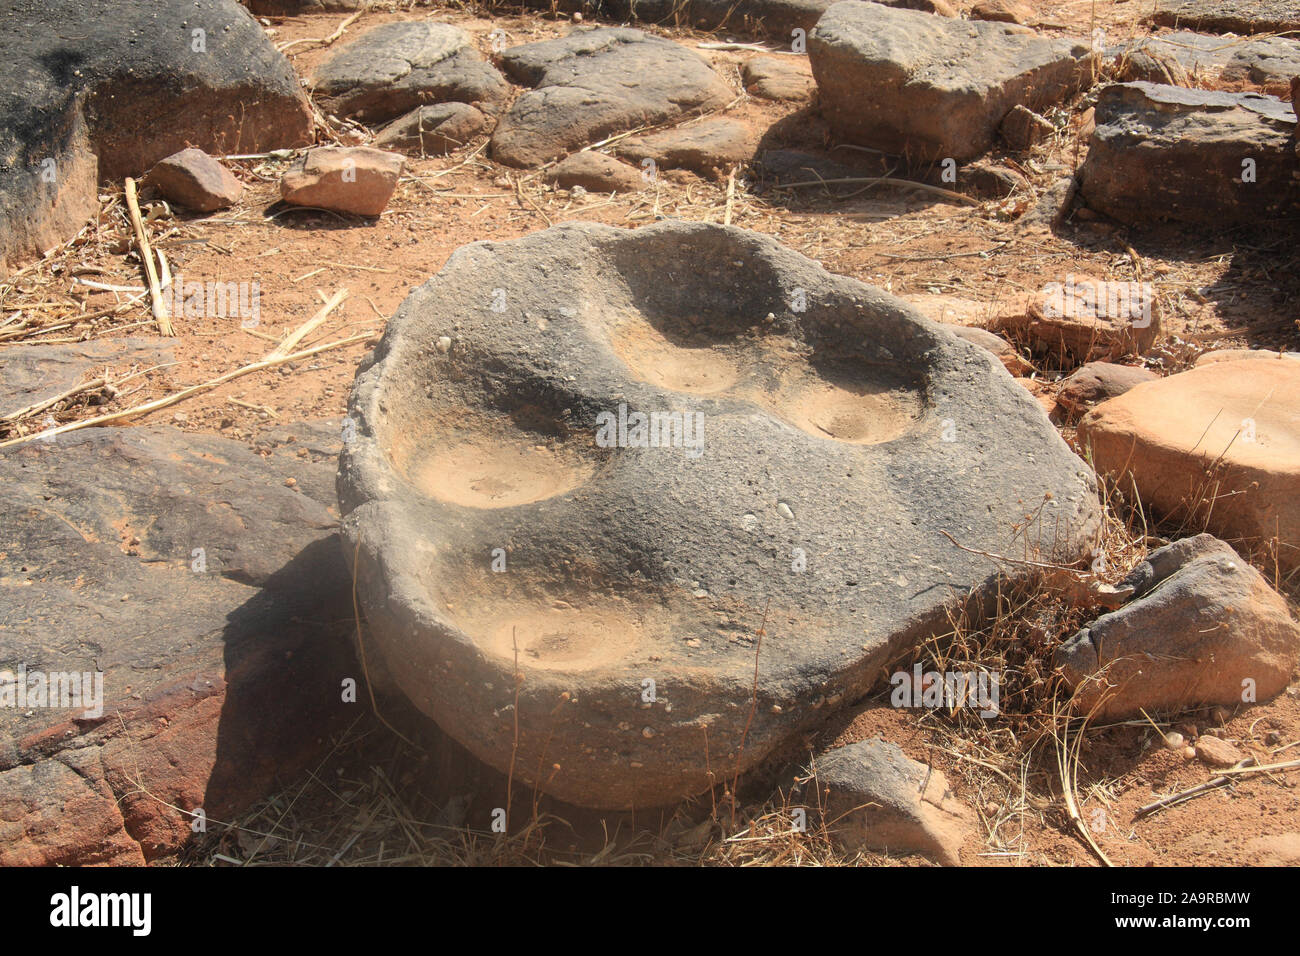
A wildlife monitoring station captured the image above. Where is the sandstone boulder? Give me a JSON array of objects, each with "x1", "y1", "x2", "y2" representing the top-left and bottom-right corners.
[
  {"x1": 337, "y1": 221, "x2": 1102, "y2": 809},
  {"x1": 143, "y1": 148, "x2": 243, "y2": 213},
  {"x1": 1077, "y1": 359, "x2": 1300, "y2": 567},
  {"x1": 280, "y1": 147, "x2": 404, "y2": 217},
  {"x1": 990, "y1": 275, "x2": 1160, "y2": 363}
]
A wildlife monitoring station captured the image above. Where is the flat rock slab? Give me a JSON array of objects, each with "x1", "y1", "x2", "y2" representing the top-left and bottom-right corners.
[
  {"x1": 374, "y1": 103, "x2": 491, "y2": 156},
  {"x1": 0, "y1": 423, "x2": 356, "y2": 864},
  {"x1": 0, "y1": 0, "x2": 312, "y2": 277},
  {"x1": 618, "y1": 119, "x2": 757, "y2": 177},
  {"x1": 312, "y1": 21, "x2": 510, "y2": 124},
  {"x1": 1078, "y1": 359, "x2": 1300, "y2": 568},
  {"x1": 1117, "y1": 32, "x2": 1300, "y2": 97},
  {"x1": 1056, "y1": 535, "x2": 1300, "y2": 719},
  {"x1": 491, "y1": 28, "x2": 731, "y2": 167},
  {"x1": 809, "y1": 2, "x2": 1093, "y2": 161},
  {"x1": 0, "y1": 339, "x2": 175, "y2": 416},
  {"x1": 1154, "y1": 0, "x2": 1300, "y2": 35},
  {"x1": 337, "y1": 221, "x2": 1101, "y2": 810},
  {"x1": 1079, "y1": 83, "x2": 1299, "y2": 226}
]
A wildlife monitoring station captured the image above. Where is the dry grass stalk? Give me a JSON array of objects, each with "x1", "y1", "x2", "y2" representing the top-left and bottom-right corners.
[{"x1": 124, "y1": 177, "x2": 173, "y2": 336}]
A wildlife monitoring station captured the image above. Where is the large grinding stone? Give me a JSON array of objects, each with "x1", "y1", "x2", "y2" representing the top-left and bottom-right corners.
[{"x1": 337, "y1": 222, "x2": 1102, "y2": 809}]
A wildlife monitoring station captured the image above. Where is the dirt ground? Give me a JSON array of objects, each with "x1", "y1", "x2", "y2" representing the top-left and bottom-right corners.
[{"x1": 5, "y1": 0, "x2": 1300, "y2": 866}]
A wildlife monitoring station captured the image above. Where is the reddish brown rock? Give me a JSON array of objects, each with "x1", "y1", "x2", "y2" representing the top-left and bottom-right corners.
[
  {"x1": 1000, "y1": 104, "x2": 1055, "y2": 150},
  {"x1": 0, "y1": 422, "x2": 358, "y2": 865},
  {"x1": 992, "y1": 275, "x2": 1160, "y2": 362},
  {"x1": 143, "y1": 148, "x2": 243, "y2": 212},
  {"x1": 1195, "y1": 735, "x2": 1247, "y2": 768},
  {"x1": 280, "y1": 147, "x2": 405, "y2": 217},
  {"x1": 1195, "y1": 348, "x2": 1300, "y2": 366},
  {"x1": 1078, "y1": 359, "x2": 1300, "y2": 566},
  {"x1": 742, "y1": 57, "x2": 816, "y2": 101},
  {"x1": 971, "y1": 0, "x2": 1033, "y2": 24}
]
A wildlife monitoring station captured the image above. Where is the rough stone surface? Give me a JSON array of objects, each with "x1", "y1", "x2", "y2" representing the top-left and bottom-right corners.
[
  {"x1": 549, "y1": 152, "x2": 644, "y2": 192},
  {"x1": 337, "y1": 221, "x2": 1102, "y2": 809},
  {"x1": 813, "y1": 738, "x2": 974, "y2": 865},
  {"x1": 1078, "y1": 360, "x2": 1300, "y2": 567},
  {"x1": 991, "y1": 277, "x2": 1160, "y2": 363},
  {"x1": 971, "y1": 0, "x2": 1033, "y2": 24},
  {"x1": 244, "y1": 0, "x2": 365, "y2": 11},
  {"x1": 1195, "y1": 735, "x2": 1247, "y2": 767},
  {"x1": 491, "y1": 28, "x2": 731, "y2": 167},
  {"x1": 1115, "y1": 32, "x2": 1300, "y2": 97},
  {"x1": 1153, "y1": 0, "x2": 1300, "y2": 36},
  {"x1": 143, "y1": 148, "x2": 243, "y2": 212},
  {"x1": 280, "y1": 146, "x2": 405, "y2": 217},
  {"x1": 899, "y1": 295, "x2": 1032, "y2": 374},
  {"x1": 374, "y1": 103, "x2": 490, "y2": 155},
  {"x1": 0, "y1": 339, "x2": 175, "y2": 415},
  {"x1": 945, "y1": 325, "x2": 1033, "y2": 376},
  {"x1": 1056, "y1": 362, "x2": 1158, "y2": 417},
  {"x1": 0, "y1": 423, "x2": 356, "y2": 865},
  {"x1": 1196, "y1": 348, "x2": 1300, "y2": 366},
  {"x1": 808, "y1": 2, "x2": 1093, "y2": 161},
  {"x1": 743, "y1": 57, "x2": 816, "y2": 100},
  {"x1": 312, "y1": 22, "x2": 510, "y2": 124},
  {"x1": 618, "y1": 119, "x2": 756, "y2": 177},
  {"x1": 1079, "y1": 83, "x2": 1299, "y2": 226},
  {"x1": 1056, "y1": 535, "x2": 1300, "y2": 720},
  {"x1": 0, "y1": 0, "x2": 312, "y2": 277},
  {"x1": 1000, "y1": 105, "x2": 1056, "y2": 150}
]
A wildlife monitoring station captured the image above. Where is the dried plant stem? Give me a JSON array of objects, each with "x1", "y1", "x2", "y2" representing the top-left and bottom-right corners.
[{"x1": 124, "y1": 177, "x2": 173, "y2": 336}]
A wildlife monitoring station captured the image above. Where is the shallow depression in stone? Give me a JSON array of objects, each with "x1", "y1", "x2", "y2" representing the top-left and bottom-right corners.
[
  {"x1": 398, "y1": 437, "x2": 596, "y2": 509},
  {"x1": 460, "y1": 599, "x2": 658, "y2": 671}
]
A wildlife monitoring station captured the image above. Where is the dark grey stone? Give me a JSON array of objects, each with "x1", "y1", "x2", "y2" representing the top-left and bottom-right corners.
[
  {"x1": 337, "y1": 221, "x2": 1102, "y2": 809},
  {"x1": 491, "y1": 28, "x2": 731, "y2": 167},
  {"x1": 1078, "y1": 83, "x2": 1300, "y2": 226},
  {"x1": 0, "y1": 424, "x2": 356, "y2": 863},
  {"x1": 0, "y1": 0, "x2": 313, "y2": 276},
  {"x1": 809, "y1": 2, "x2": 1093, "y2": 161},
  {"x1": 312, "y1": 21, "x2": 510, "y2": 124}
]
